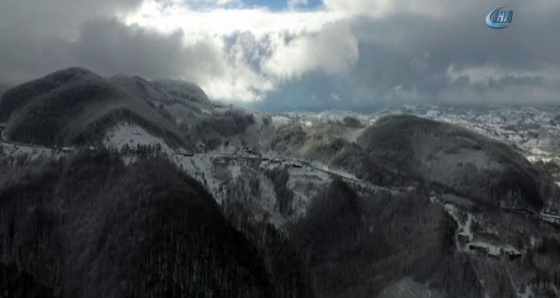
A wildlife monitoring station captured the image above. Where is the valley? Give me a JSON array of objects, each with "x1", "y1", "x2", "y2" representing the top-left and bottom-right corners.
[{"x1": 1, "y1": 68, "x2": 560, "y2": 298}]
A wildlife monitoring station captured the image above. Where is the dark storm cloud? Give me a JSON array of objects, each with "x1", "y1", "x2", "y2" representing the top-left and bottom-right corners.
[
  {"x1": 0, "y1": 0, "x2": 145, "y2": 84},
  {"x1": 251, "y1": 1, "x2": 560, "y2": 111},
  {"x1": 69, "y1": 19, "x2": 224, "y2": 81},
  {"x1": 2, "y1": 0, "x2": 560, "y2": 108},
  {"x1": 327, "y1": 1, "x2": 560, "y2": 108},
  {"x1": 0, "y1": 0, "x2": 225, "y2": 86}
]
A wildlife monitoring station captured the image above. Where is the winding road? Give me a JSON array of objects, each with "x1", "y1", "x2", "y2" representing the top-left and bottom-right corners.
[
  {"x1": 3, "y1": 126, "x2": 555, "y2": 227},
  {"x1": 0, "y1": 126, "x2": 54, "y2": 150},
  {"x1": 0, "y1": 125, "x2": 400, "y2": 195}
]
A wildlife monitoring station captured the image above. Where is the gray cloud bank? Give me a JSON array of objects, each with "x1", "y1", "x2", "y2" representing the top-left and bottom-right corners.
[{"x1": 1, "y1": 0, "x2": 560, "y2": 111}]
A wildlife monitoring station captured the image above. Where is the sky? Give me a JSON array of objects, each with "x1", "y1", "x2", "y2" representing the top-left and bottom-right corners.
[{"x1": 1, "y1": 0, "x2": 560, "y2": 111}]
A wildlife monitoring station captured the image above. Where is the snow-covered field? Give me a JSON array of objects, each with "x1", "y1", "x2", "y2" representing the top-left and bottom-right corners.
[
  {"x1": 0, "y1": 142, "x2": 59, "y2": 161},
  {"x1": 104, "y1": 122, "x2": 173, "y2": 153},
  {"x1": 271, "y1": 115, "x2": 291, "y2": 127},
  {"x1": 171, "y1": 153, "x2": 225, "y2": 203}
]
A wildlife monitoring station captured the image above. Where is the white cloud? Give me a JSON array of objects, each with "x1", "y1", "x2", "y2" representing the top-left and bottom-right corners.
[
  {"x1": 323, "y1": 0, "x2": 394, "y2": 17},
  {"x1": 321, "y1": 0, "x2": 453, "y2": 18},
  {"x1": 123, "y1": 0, "x2": 351, "y2": 101},
  {"x1": 185, "y1": 0, "x2": 242, "y2": 8},
  {"x1": 3, "y1": 0, "x2": 560, "y2": 107},
  {"x1": 288, "y1": 0, "x2": 308, "y2": 10},
  {"x1": 446, "y1": 64, "x2": 558, "y2": 86},
  {"x1": 262, "y1": 23, "x2": 359, "y2": 80},
  {"x1": 126, "y1": 0, "x2": 343, "y2": 38}
]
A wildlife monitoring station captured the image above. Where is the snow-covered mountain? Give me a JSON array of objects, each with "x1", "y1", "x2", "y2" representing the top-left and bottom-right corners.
[{"x1": 2, "y1": 69, "x2": 560, "y2": 298}]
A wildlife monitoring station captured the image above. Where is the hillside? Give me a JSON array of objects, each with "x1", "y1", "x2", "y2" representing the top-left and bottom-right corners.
[
  {"x1": 0, "y1": 68, "x2": 187, "y2": 149},
  {"x1": 2, "y1": 152, "x2": 560, "y2": 298},
  {"x1": 0, "y1": 152, "x2": 313, "y2": 298},
  {"x1": 356, "y1": 115, "x2": 559, "y2": 210},
  {"x1": 289, "y1": 179, "x2": 483, "y2": 298},
  {"x1": 2, "y1": 69, "x2": 560, "y2": 297},
  {"x1": 265, "y1": 113, "x2": 560, "y2": 211}
]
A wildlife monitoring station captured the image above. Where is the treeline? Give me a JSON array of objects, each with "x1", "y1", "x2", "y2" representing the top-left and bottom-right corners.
[
  {"x1": 190, "y1": 110, "x2": 256, "y2": 150},
  {"x1": 269, "y1": 124, "x2": 306, "y2": 154},
  {"x1": 118, "y1": 143, "x2": 163, "y2": 155},
  {"x1": 223, "y1": 201, "x2": 315, "y2": 298},
  {"x1": 342, "y1": 116, "x2": 363, "y2": 128}
]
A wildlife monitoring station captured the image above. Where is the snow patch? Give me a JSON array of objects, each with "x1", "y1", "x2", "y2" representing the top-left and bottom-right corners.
[
  {"x1": 529, "y1": 147, "x2": 550, "y2": 156},
  {"x1": 171, "y1": 154, "x2": 225, "y2": 204},
  {"x1": 518, "y1": 285, "x2": 534, "y2": 298},
  {"x1": 230, "y1": 165, "x2": 242, "y2": 181},
  {"x1": 527, "y1": 155, "x2": 553, "y2": 163},
  {"x1": 271, "y1": 116, "x2": 291, "y2": 127},
  {"x1": 0, "y1": 142, "x2": 57, "y2": 161},
  {"x1": 104, "y1": 122, "x2": 172, "y2": 153}
]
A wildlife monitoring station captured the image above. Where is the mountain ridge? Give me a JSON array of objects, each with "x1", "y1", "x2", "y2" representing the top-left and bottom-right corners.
[
  {"x1": 2, "y1": 68, "x2": 560, "y2": 297},
  {"x1": 0, "y1": 67, "x2": 193, "y2": 149}
]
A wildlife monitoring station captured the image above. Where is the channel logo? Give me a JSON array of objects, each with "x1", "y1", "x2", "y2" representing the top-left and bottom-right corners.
[{"x1": 486, "y1": 6, "x2": 513, "y2": 29}]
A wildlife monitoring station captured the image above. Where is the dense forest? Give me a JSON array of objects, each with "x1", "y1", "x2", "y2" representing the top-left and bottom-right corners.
[
  {"x1": 289, "y1": 178, "x2": 483, "y2": 298},
  {"x1": 0, "y1": 68, "x2": 186, "y2": 148},
  {"x1": 0, "y1": 151, "x2": 489, "y2": 298},
  {"x1": 0, "y1": 151, "x2": 300, "y2": 298}
]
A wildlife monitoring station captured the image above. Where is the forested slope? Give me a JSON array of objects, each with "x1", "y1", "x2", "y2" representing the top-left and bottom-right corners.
[
  {"x1": 0, "y1": 68, "x2": 186, "y2": 148},
  {"x1": 357, "y1": 115, "x2": 559, "y2": 210},
  {"x1": 290, "y1": 179, "x2": 483, "y2": 298},
  {"x1": 0, "y1": 152, "x2": 306, "y2": 298}
]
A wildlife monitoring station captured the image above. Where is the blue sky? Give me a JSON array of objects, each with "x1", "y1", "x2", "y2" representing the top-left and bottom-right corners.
[{"x1": 243, "y1": 0, "x2": 323, "y2": 10}]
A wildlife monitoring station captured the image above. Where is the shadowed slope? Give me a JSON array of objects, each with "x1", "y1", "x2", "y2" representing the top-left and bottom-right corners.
[
  {"x1": 356, "y1": 115, "x2": 559, "y2": 210},
  {"x1": 0, "y1": 152, "x2": 275, "y2": 298},
  {"x1": 0, "y1": 68, "x2": 187, "y2": 148}
]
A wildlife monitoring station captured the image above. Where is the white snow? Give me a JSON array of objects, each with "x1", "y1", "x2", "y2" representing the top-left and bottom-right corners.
[
  {"x1": 527, "y1": 155, "x2": 553, "y2": 163},
  {"x1": 518, "y1": 285, "x2": 534, "y2": 298},
  {"x1": 171, "y1": 153, "x2": 226, "y2": 203},
  {"x1": 230, "y1": 165, "x2": 242, "y2": 181},
  {"x1": 425, "y1": 110, "x2": 439, "y2": 117},
  {"x1": 444, "y1": 203, "x2": 469, "y2": 251},
  {"x1": 529, "y1": 147, "x2": 550, "y2": 156},
  {"x1": 457, "y1": 213, "x2": 474, "y2": 242},
  {"x1": 271, "y1": 115, "x2": 291, "y2": 127},
  {"x1": 444, "y1": 203, "x2": 522, "y2": 257},
  {"x1": 104, "y1": 122, "x2": 172, "y2": 153},
  {"x1": 287, "y1": 166, "x2": 331, "y2": 218},
  {"x1": 0, "y1": 142, "x2": 57, "y2": 161}
]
